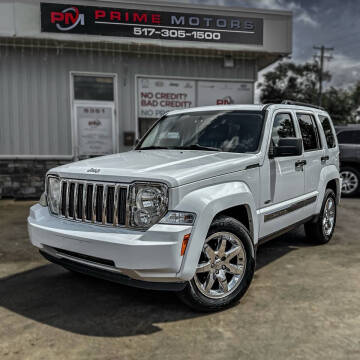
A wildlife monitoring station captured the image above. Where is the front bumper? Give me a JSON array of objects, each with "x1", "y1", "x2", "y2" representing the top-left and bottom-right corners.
[{"x1": 28, "y1": 204, "x2": 193, "y2": 285}]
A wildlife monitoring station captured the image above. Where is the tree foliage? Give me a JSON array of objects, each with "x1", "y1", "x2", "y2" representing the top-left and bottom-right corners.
[
  {"x1": 258, "y1": 61, "x2": 358, "y2": 124},
  {"x1": 321, "y1": 87, "x2": 354, "y2": 124}
]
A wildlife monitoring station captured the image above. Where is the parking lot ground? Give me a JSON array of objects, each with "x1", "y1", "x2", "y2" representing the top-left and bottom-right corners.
[{"x1": 0, "y1": 199, "x2": 360, "y2": 360}]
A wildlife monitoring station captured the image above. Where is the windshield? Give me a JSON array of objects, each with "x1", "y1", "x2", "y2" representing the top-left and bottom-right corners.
[{"x1": 138, "y1": 110, "x2": 264, "y2": 153}]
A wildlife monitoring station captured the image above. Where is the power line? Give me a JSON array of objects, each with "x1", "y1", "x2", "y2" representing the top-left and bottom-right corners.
[{"x1": 313, "y1": 45, "x2": 334, "y2": 106}]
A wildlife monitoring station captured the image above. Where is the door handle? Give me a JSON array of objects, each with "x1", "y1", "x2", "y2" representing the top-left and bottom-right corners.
[
  {"x1": 295, "y1": 160, "x2": 306, "y2": 171},
  {"x1": 321, "y1": 156, "x2": 329, "y2": 163}
]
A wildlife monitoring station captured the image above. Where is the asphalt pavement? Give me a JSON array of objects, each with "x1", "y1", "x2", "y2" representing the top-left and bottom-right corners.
[{"x1": 0, "y1": 199, "x2": 359, "y2": 360}]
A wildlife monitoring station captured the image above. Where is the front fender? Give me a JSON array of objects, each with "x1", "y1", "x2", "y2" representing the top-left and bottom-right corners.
[{"x1": 174, "y1": 182, "x2": 258, "y2": 281}]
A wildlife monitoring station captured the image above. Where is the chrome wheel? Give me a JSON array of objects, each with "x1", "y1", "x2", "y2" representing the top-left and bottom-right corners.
[
  {"x1": 341, "y1": 171, "x2": 359, "y2": 195},
  {"x1": 194, "y1": 232, "x2": 246, "y2": 299},
  {"x1": 322, "y1": 197, "x2": 336, "y2": 236}
]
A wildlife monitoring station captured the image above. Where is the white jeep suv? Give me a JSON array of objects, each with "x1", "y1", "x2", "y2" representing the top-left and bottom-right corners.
[{"x1": 28, "y1": 102, "x2": 341, "y2": 311}]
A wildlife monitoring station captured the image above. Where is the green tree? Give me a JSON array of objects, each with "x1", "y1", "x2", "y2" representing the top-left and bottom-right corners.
[
  {"x1": 351, "y1": 81, "x2": 360, "y2": 109},
  {"x1": 321, "y1": 87, "x2": 354, "y2": 124},
  {"x1": 258, "y1": 61, "x2": 330, "y2": 104},
  {"x1": 258, "y1": 61, "x2": 358, "y2": 124}
]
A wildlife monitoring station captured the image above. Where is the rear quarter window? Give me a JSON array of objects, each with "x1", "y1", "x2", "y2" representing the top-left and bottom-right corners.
[{"x1": 319, "y1": 115, "x2": 336, "y2": 148}]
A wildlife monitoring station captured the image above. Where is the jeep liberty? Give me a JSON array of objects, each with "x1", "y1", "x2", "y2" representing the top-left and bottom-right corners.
[{"x1": 28, "y1": 102, "x2": 341, "y2": 311}]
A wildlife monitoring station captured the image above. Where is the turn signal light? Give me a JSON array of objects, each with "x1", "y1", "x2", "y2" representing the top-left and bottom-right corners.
[{"x1": 181, "y1": 234, "x2": 191, "y2": 256}]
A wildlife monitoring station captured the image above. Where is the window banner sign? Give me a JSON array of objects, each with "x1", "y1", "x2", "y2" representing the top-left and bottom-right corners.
[
  {"x1": 40, "y1": 3, "x2": 263, "y2": 45},
  {"x1": 137, "y1": 77, "x2": 254, "y2": 119},
  {"x1": 137, "y1": 78, "x2": 196, "y2": 119},
  {"x1": 197, "y1": 81, "x2": 254, "y2": 106}
]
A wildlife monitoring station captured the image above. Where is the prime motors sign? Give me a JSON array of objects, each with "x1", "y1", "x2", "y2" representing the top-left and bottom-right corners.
[{"x1": 40, "y1": 3, "x2": 263, "y2": 45}]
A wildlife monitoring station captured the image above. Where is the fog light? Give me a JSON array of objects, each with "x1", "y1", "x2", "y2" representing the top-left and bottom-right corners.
[{"x1": 181, "y1": 234, "x2": 191, "y2": 256}]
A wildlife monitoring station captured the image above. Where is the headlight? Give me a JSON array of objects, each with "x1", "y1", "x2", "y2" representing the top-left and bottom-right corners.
[
  {"x1": 160, "y1": 211, "x2": 196, "y2": 225},
  {"x1": 129, "y1": 182, "x2": 168, "y2": 229},
  {"x1": 47, "y1": 176, "x2": 61, "y2": 215}
]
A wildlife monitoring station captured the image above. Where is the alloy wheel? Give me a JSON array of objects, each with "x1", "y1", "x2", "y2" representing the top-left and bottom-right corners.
[
  {"x1": 341, "y1": 171, "x2": 359, "y2": 195},
  {"x1": 322, "y1": 197, "x2": 336, "y2": 236},
  {"x1": 194, "y1": 232, "x2": 246, "y2": 299}
]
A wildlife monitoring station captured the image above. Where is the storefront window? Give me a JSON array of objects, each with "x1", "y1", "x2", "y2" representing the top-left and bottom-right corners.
[
  {"x1": 74, "y1": 75, "x2": 114, "y2": 101},
  {"x1": 136, "y1": 76, "x2": 254, "y2": 139}
]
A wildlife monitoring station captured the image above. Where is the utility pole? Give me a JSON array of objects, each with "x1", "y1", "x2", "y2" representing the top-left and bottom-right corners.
[{"x1": 313, "y1": 45, "x2": 333, "y2": 106}]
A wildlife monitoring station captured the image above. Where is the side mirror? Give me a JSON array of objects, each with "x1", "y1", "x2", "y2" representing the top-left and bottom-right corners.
[{"x1": 273, "y1": 138, "x2": 303, "y2": 157}]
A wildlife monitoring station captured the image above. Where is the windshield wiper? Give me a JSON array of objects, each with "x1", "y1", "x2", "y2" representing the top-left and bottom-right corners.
[
  {"x1": 174, "y1": 144, "x2": 221, "y2": 152},
  {"x1": 140, "y1": 144, "x2": 221, "y2": 151},
  {"x1": 139, "y1": 146, "x2": 170, "y2": 150}
]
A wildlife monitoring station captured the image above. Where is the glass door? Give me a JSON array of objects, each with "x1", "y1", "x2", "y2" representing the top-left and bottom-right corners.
[{"x1": 71, "y1": 73, "x2": 117, "y2": 159}]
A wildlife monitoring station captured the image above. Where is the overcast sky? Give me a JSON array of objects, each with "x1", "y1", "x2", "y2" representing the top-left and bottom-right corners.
[{"x1": 167, "y1": 0, "x2": 360, "y2": 90}]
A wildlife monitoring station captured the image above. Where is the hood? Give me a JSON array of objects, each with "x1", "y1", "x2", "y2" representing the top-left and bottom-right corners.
[{"x1": 50, "y1": 150, "x2": 259, "y2": 187}]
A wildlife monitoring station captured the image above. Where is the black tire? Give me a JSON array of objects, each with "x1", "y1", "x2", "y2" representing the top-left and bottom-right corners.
[
  {"x1": 177, "y1": 216, "x2": 255, "y2": 312},
  {"x1": 340, "y1": 166, "x2": 360, "y2": 197},
  {"x1": 304, "y1": 189, "x2": 337, "y2": 244}
]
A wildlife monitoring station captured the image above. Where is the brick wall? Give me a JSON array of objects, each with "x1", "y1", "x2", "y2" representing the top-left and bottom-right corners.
[{"x1": 0, "y1": 160, "x2": 69, "y2": 199}]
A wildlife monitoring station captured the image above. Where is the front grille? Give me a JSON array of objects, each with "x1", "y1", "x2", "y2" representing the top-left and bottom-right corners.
[{"x1": 58, "y1": 179, "x2": 128, "y2": 227}]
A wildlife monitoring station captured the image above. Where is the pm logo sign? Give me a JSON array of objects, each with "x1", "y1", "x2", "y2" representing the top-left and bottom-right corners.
[
  {"x1": 41, "y1": 3, "x2": 263, "y2": 45},
  {"x1": 50, "y1": 6, "x2": 85, "y2": 31}
]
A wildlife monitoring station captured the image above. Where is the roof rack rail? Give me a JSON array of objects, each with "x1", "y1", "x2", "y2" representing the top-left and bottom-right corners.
[
  {"x1": 262, "y1": 103, "x2": 274, "y2": 111},
  {"x1": 281, "y1": 100, "x2": 325, "y2": 111}
]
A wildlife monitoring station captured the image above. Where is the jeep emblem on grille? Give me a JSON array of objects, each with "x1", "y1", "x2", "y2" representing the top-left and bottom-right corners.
[{"x1": 87, "y1": 168, "x2": 100, "y2": 173}]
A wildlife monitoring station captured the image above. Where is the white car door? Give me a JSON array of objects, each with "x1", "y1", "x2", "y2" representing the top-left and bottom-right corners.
[
  {"x1": 259, "y1": 111, "x2": 305, "y2": 239},
  {"x1": 296, "y1": 112, "x2": 325, "y2": 197}
]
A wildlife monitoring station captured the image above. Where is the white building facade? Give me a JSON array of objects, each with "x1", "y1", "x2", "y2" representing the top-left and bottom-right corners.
[{"x1": 0, "y1": 0, "x2": 292, "y2": 198}]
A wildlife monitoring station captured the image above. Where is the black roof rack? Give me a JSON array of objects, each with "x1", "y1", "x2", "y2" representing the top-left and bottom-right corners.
[{"x1": 281, "y1": 100, "x2": 325, "y2": 111}]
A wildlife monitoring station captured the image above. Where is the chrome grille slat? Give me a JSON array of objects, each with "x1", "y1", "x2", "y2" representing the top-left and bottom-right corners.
[
  {"x1": 91, "y1": 184, "x2": 97, "y2": 223},
  {"x1": 57, "y1": 179, "x2": 128, "y2": 228},
  {"x1": 74, "y1": 182, "x2": 79, "y2": 219},
  {"x1": 102, "y1": 185, "x2": 108, "y2": 225},
  {"x1": 113, "y1": 185, "x2": 120, "y2": 226},
  {"x1": 59, "y1": 180, "x2": 65, "y2": 215},
  {"x1": 68, "y1": 182, "x2": 75, "y2": 218},
  {"x1": 82, "y1": 183, "x2": 87, "y2": 221},
  {"x1": 65, "y1": 181, "x2": 70, "y2": 218}
]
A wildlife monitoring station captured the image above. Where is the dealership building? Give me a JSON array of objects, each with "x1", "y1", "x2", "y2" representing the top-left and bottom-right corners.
[{"x1": 0, "y1": 0, "x2": 292, "y2": 198}]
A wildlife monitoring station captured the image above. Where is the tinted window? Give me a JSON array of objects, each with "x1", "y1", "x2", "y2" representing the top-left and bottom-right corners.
[
  {"x1": 337, "y1": 130, "x2": 360, "y2": 144},
  {"x1": 297, "y1": 114, "x2": 321, "y2": 151},
  {"x1": 319, "y1": 115, "x2": 336, "y2": 148},
  {"x1": 74, "y1": 76, "x2": 114, "y2": 101},
  {"x1": 139, "y1": 111, "x2": 264, "y2": 153},
  {"x1": 271, "y1": 113, "x2": 296, "y2": 146}
]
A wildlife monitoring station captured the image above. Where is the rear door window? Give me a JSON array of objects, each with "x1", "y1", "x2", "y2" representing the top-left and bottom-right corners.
[
  {"x1": 297, "y1": 113, "x2": 321, "y2": 151},
  {"x1": 319, "y1": 115, "x2": 336, "y2": 148}
]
